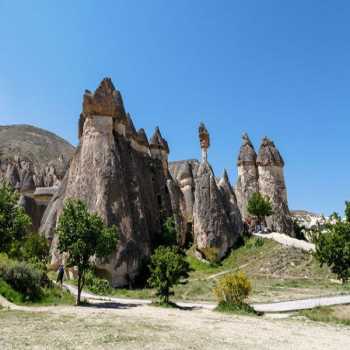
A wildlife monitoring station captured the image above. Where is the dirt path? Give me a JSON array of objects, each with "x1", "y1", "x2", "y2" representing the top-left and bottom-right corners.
[
  {"x1": 1, "y1": 299, "x2": 350, "y2": 349},
  {"x1": 253, "y1": 232, "x2": 315, "y2": 251},
  {"x1": 63, "y1": 283, "x2": 350, "y2": 313}
]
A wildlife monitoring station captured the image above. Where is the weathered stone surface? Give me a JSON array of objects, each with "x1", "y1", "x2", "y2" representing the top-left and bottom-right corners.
[
  {"x1": 235, "y1": 133, "x2": 259, "y2": 221},
  {"x1": 193, "y1": 161, "x2": 238, "y2": 259},
  {"x1": 169, "y1": 159, "x2": 199, "y2": 223},
  {"x1": 83, "y1": 78, "x2": 125, "y2": 119},
  {"x1": 218, "y1": 170, "x2": 244, "y2": 236},
  {"x1": 18, "y1": 195, "x2": 47, "y2": 232},
  {"x1": 257, "y1": 137, "x2": 294, "y2": 235},
  {"x1": 40, "y1": 79, "x2": 174, "y2": 286}
]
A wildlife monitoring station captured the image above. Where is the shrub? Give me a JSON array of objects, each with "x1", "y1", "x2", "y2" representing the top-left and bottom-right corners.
[
  {"x1": 84, "y1": 270, "x2": 112, "y2": 295},
  {"x1": 21, "y1": 233, "x2": 49, "y2": 263},
  {"x1": 314, "y1": 220, "x2": 350, "y2": 284},
  {"x1": 213, "y1": 271, "x2": 252, "y2": 306},
  {"x1": 0, "y1": 278, "x2": 23, "y2": 303},
  {"x1": 148, "y1": 246, "x2": 190, "y2": 304},
  {"x1": 0, "y1": 182, "x2": 31, "y2": 254},
  {"x1": 200, "y1": 247, "x2": 220, "y2": 266},
  {"x1": 0, "y1": 254, "x2": 43, "y2": 300}
]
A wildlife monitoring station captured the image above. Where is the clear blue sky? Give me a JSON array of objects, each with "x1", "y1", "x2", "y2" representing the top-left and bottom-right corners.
[{"x1": 1, "y1": 1, "x2": 349, "y2": 215}]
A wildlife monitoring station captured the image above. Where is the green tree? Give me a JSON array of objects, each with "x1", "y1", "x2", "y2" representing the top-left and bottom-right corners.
[
  {"x1": 161, "y1": 216, "x2": 178, "y2": 247},
  {"x1": 57, "y1": 199, "x2": 118, "y2": 305},
  {"x1": 247, "y1": 192, "x2": 273, "y2": 229},
  {"x1": 329, "y1": 212, "x2": 341, "y2": 223},
  {"x1": 0, "y1": 182, "x2": 31, "y2": 254},
  {"x1": 345, "y1": 201, "x2": 350, "y2": 223},
  {"x1": 147, "y1": 246, "x2": 190, "y2": 304},
  {"x1": 21, "y1": 233, "x2": 49, "y2": 263},
  {"x1": 314, "y1": 221, "x2": 350, "y2": 284}
]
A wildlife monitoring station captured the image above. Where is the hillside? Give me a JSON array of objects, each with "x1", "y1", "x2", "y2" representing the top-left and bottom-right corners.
[
  {"x1": 0, "y1": 124, "x2": 74, "y2": 166},
  {"x1": 0, "y1": 124, "x2": 75, "y2": 190}
]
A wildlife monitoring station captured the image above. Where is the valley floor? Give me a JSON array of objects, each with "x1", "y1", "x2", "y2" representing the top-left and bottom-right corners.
[{"x1": 1, "y1": 302, "x2": 350, "y2": 350}]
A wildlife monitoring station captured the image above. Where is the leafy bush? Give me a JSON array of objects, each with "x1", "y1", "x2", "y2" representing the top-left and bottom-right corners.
[
  {"x1": 84, "y1": 270, "x2": 112, "y2": 295},
  {"x1": 314, "y1": 221, "x2": 350, "y2": 284},
  {"x1": 148, "y1": 246, "x2": 190, "y2": 304},
  {"x1": 0, "y1": 254, "x2": 43, "y2": 300},
  {"x1": 0, "y1": 278, "x2": 23, "y2": 303},
  {"x1": 21, "y1": 233, "x2": 49, "y2": 263},
  {"x1": 0, "y1": 182, "x2": 31, "y2": 254},
  {"x1": 213, "y1": 271, "x2": 252, "y2": 306},
  {"x1": 200, "y1": 247, "x2": 220, "y2": 266}
]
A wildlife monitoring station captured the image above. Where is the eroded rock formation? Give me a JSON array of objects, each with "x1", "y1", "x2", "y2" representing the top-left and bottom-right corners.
[
  {"x1": 40, "y1": 78, "x2": 175, "y2": 286},
  {"x1": 257, "y1": 137, "x2": 294, "y2": 235},
  {"x1": 235, "y1": 133, "x2": 259, "y2": 221},
  {"x1": 192, "y1": 124, "x2": 242, "y2": 259}
]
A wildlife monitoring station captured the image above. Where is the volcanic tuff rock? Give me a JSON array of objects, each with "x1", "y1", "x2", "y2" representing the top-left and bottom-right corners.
[
  {"x1": 235, "y1": 133, "x2": 259, "y2": 221},
  {"x1": 40, "y1": 78, "x2": 176, "y2": 287},
  {"x1": 257, "y1": 137, "x2": 294, "y2": 235}
]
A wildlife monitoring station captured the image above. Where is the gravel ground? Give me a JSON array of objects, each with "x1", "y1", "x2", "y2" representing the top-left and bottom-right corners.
[{"x1": 0, "y1": 302, "x2": 350, "y2": 350}]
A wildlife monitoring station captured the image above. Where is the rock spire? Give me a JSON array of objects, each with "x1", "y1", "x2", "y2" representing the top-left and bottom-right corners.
[
  {"x1": 235, "y1": 133, "x2": 259, "y2": 221},
  {"x1": 256, "y1": 137, "x2": 294, "y2": 235}
]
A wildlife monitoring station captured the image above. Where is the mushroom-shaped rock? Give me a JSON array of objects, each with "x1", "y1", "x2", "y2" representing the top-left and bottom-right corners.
[
  {"x1": 198, "y1": 122, "x2": 210, "y2": 149},
  {"x1": 257, "y1": 137, "x2": 284, "y2": 167},
  {"x1": 83, "y1": 77, "x2": 126, "y2": 120},
  {"x1": 235, "y1": 133, "x2": 259, "y2": 221},
  {"x1": 257, "y1": 137, "x2": 294, "y2": 235},
  {"x1": 237, "y1": 132, "x2": 257, "y2": 166},
  {"x1": 150, "y1": 127, "x2": 169, "y2": 154}
]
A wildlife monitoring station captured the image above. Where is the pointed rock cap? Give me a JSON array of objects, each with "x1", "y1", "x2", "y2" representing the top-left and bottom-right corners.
[
  {"x1": 257, "y1": 136, "x2": 284, "y2": 166},
  {"x1": 150, "y1": 127, "x2": 169, "y2": 153},
  {"x1": 83, "y1": 77, "x2": 126, "y2": 119},
  {"x1": 125, "y1": 113, "x2": 137, "y2": 138},
  {"x1": 136, "y1": 128, "x2": 149, "y2": 147},
  {"x1": 198, "y1": 122, "x2": 210, "y2": 149},
  {"x1": 237, "y1": 132, "x2": 257, "y2": 166}
]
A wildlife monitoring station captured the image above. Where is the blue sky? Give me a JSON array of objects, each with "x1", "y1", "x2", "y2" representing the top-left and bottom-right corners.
[{"x1": 0, "y1": 1, "x2": 349, "y2": 215}]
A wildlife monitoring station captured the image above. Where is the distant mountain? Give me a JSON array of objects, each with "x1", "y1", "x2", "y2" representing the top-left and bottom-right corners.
[{"x1": 0, "y1": 124, "x2": 75, "y2": 191}]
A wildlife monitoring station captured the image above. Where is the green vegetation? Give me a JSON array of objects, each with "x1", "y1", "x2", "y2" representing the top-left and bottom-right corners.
[
  {"x1": 57, "y1": 199, "x2": 119, "y2": 305},
  {"x1": 199, "y1": 247, "x2": 220, "y2": 266},
  {"x1": 247, "y1": 192, "x2": 273, "y2": 228},
  {"x1": 147, "y1": 246, "x2": 190, "y2": 304},
  {"x1": 299, "y1": 306, "x2": 350, "y2": 326},
  {"x1": 84, "y1": 270, "x2": 112, "y2": 295},
  {"x1": 213, "y1": 271, "x2": 256, "y2": 315},
  {"x1": 0, "y1": 182, "x2": 31, "y2": 256},
  {"x1": 314, "y1": 202, "x2": 350, "y2": 284}
]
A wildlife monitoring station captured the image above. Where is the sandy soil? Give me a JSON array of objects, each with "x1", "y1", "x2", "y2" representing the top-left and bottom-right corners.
[{"x1": 0, "y1": 301, "x2": 349, "y2": 350}]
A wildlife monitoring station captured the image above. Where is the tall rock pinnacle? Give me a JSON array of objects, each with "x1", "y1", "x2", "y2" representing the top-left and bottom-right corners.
[
  {"x1": 40, "y1": 78, "x2": 175, "y2": 287},
  {"x1": 198, "y1": 122, "x2": 210, "y2": 162},
  {"x1": 257, "y1": 137, "x2": 294, "y2": 235},
  {"x1": 235, "y1": 133, "x2": 259, "y2": 221}
]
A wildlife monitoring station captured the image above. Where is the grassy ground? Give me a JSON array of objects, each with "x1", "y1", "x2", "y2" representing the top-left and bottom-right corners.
[
  {"x1": 298, "y1": 305, "x2": 350, "y2": 326},
  {"x1": 61, "y1": 237, "x2": 350, "y2": 303},
  {"x1": 0, "y1": 278, "x2": 74, "y2": 306}
]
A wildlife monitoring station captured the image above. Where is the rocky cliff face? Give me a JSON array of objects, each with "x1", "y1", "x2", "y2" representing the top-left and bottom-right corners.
[
  {"x1": 40, "y1": 78, "x2": 175, "y2": 287},
  {"x1": 257, "y1": 137, "x2": 294, "y2": 235},
  {"x1": 235, "y1": 133, "x2": 259, "y2": 221}
]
